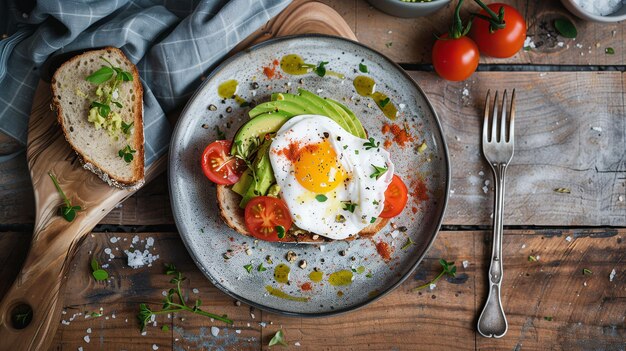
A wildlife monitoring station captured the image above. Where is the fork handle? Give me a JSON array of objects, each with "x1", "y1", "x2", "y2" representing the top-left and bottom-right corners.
[{"x1": 477, "y1": 162, "x2": 508, "y2": 338}]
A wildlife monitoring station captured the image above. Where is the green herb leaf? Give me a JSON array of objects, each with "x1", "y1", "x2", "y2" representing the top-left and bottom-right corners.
[
  {"x1": 554, "y1": 18, "x2": 577, "y2": 39},
  {"x1": 112, "y1": 101, "x2": 123, "y2": 108},
  {"x1": 118, "y1": 70, "x2": 134, "y2": 82},
  {"x1": 582, "y1": 268, "x2": 593, "y2": 275},
  {"x1": 275, "y1": 225, "x2": 286, "y2": 239},
  {"x1": 90, "y1": 258, "x2": 99, "y2": 272},
  {"x1": 257, "y1": 263, "x2": 267, "y2": 272},
  {"x1": 314, "y1": 61, "x2": 329, "y2": 77},
  {"x1": 244, "y1": 264, "x2": 253, "y2": 273},
  {"x1": 268, "y1": 329, "x2": 288, "y2": 347},
  {"x1": 91, "y1": 101, "x2": 111, "y2": 118},
  {"x1": 528, "y1": 255, "x2": 537, "y2": 262},
  {"x1": 118, "y1": 145, "x2": 136, "y2": 163},
  {"x1": 121, "y1": 121, "x2": 134, "y2": 136},
  {"x1": 342, "y1": 201, "x2": 357, "y2": 213},
  {"x1": 370, "y1": 217, "x2": 377, "y2": 224},
  {"x1": 92, "y1": 269, "x2": 109, "y2": 281},
  {"x1": 605, "y1": 47, "x2": 615, "y2": 55},
  {"x1": 365, "y1": 272, "x2": 373, "y2": 278},
  {"x1": 385, "y1": 42, "x2": 393, "y2": 48},
  {"x1": 370, "y1": 164, "x2": 388, "y2": 180},
  {"x1": 90, "y1": 311, "x2": 103, "y2": 318},
  {"x1": 161, "y1": 325, "x2": 169, "y2": 332},
  {"x1": 358, "y1": 63, "x2": 369, "y2": 73},
  {"x1": 363, "y1": 137, "x2": 380, "y2": 150},
  {"x1": 315, "y1": 194, "x2": 328, "y2": 202},
  {"x1": 86, "y1": 66, "x2": 114, "y2": 84},
  {"x1": 379, "y1": 97, "x2": 390, "y2": 108},
  {"x1": 554, "y1": 187, "x2": 571, "y2": 194},
  {"x1": 544, "y1": 316, "x2": 553, "y2": 321}
]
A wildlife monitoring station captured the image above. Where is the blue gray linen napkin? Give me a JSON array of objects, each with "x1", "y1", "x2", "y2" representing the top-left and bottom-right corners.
[{"x1": 0, "y1": 0, "x2": 291, "y2": 165}]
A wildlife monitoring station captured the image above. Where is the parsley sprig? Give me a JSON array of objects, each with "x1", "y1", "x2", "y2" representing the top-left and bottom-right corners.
[
  {"x1": 137, "y1": 264, "x2": 232, "y2": 332},
  {"x1": 412, "y1": 259, "x2": 457, "y2": 291},
  {"x1": 370, "y1": 164, "x2": 388, "y2": 180},
  {"x1": 363, "y1": 137, "x2": 380, "y2": 150},
  {"x1": 48, "y1": 172, "x2": 81, "y2": 222},
  {"x1": 342, "y1": 201, "x2": 357, "y2": 213},
  {"x1": 118, "y1": 145, "x2": 136, "y2": 163}
]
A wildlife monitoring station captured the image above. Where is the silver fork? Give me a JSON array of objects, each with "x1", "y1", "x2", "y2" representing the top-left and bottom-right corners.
[{"x1": 477, "y1": 89, "x2": 516, "y2": 338}]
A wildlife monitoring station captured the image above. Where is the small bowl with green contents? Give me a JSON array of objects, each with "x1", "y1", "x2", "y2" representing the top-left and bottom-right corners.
[{"x1": 367, "y1": 0, "x2": 451, "y2": 18}]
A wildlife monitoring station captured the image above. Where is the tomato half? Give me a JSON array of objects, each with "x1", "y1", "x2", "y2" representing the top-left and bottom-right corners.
[
  {"x1": 432, "y1": 34, "x2": 480, "y2": 81},
  {"x1": 470, "y1": 3, "x2": 526, "y2": 58},
  {"x1": 379, "y1": 175, "x2": 409, "y2": 218},
  {"x1": 244, "y1": 196, "x2": 293, "y2": 241},
  {"x1": 201, "y1": 140, "x2": 245, "y2": 185}
]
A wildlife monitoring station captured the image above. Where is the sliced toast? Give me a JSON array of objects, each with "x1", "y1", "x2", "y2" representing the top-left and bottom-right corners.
[
  {"x1": 216, "y1": 184, "x2": 389, "y2": 243},
  {"x1": 51, "y1": 47, "x2": 144, "y2": 189}
]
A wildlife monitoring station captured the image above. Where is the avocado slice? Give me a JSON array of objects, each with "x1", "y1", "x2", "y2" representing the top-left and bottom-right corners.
[
  {"x1": 232, "y1": 168, "x2": 252, "y2": 196},
  {"x1": 231, "y1": 111, "x2": 290, "y2": 156},
  {"x1": 294, "y1": 89, "x2": 355, "y2": 134},
  {"x1": 239, "y1": 138, "x2": 275, "y2": 208},
  {"x1": 326, "y1": 98, "x2": 367, "y2": 138}
]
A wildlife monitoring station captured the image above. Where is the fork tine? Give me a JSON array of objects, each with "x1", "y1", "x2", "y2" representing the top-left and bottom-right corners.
[
  {"x1": 483, "y1": 90, "x2": 491, "y2": 144},
  {"x1": 508, "y1": 89, "x2": 516, "y2": 143},
  {"x1": 491, "y1": 90, "x2": 499, "y2": 143},
  {"x1": 500, "y1": 90, "x2": 508, "y2": 143}
]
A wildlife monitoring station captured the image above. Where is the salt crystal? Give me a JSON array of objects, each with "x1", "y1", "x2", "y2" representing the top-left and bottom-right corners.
[
  {"x1": 584, "y1": 281, "x2": 588, "y2": 286},
  {"x1": 429, "y1": 283, "x2": 436, "y2": 290},
  {"x1": 319, "y1": 245, "x2": 325, "y2": 252},
  {"x1": 211, "y1": 326, "x2": 220, "y2": 337},
  {"x1": 78, "y1": 347, "x2": 83, "y2": 351},
  {"x1": 557, "y1": 42, "x2": 564, "y2": 47},
  {"x1": 523, "y1": 36, "x2": 536, "y2": 49},
  {"x1": 565, "y1": 236, "x2": 572, "y2": 242},
  {"x1": 295, "y1": 342, "x2": 301, "y2": 346},
  {"x1": 162, "y1": 290, "x2": 168, "y2": 296},
  {"x1": 61, "y1": 320, "x2": 69, "y2": 325},
  {"x1": 479, "y1": 171, "x2": 484, "y2": 176},
  {"x1": 398, "y1": 103, "x2": 406, "y2": 110},
  {"x1": 192, "y1": 288, "x2": 199, "y2": 294},
  {"x1": 482, "y1": 185, "x2": 489, "y2": 194},
  {"x1": 462, "y1": 260, "x2": 469, "y2": 268},
  {"x1": 462, "y1": 88, "x2": 469, "y2": 96},
  {"x1": 259, "y1": 322, "x2": 267, "y2": 327},
  {"x1": 251, "y1": 90, "x2": 257, "y2": 97},
  {"x1": 591, "y1": 126, "x2": 603, "y2": 132},
  {"x1": 83, "y1": 335, "x2": 90, "y2": 343},
  {"x1": 110, "y1": 237, "x2": 118, "y2": 243},
  {"x1": 236, "y1": 329, "x2": 242, "y2": 334},
  {"x1": 536, "y1": 255, "x2": 541, "y2": 261},
  {"x1": 86, "y1": 328, "x2": 91, "y2": 334},
  {"x1": 609, "y1": 268, "x2": 616, "y2": 282},
  {"x1": 521, "y1": 244, "x2": 526, "y2": 249},
  {"x1": 146, "y1": 237, "x2": 155, "y2": 248},
  {"x1": 132, "y1": 235, "x2": 140, "y2": 244},
  {"x1": 141, "y1": 331, "x2": 147, "y2": 336},
  {"x1": 316, "y1": 89, "x2": 324, "y2": 93},
  {"x1": 619, "y1": 195, "x2": 624, "y2": 202},
  {"x1": 152, "y1": 344, "x2": 159, "y2": 350}
]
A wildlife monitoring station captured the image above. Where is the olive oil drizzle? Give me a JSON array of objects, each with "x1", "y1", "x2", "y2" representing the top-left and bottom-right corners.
[
  {"x1": 217, "y1": 79, "x2": 247, "y2": 105},
  {"x1": 353, "y1": 75, "x2": 398, "y2": 120}
]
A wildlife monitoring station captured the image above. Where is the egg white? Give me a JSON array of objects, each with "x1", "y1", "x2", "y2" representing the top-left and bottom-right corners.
[{"x1": 269, "y1": 115, "x2": 394, "y2": 240}]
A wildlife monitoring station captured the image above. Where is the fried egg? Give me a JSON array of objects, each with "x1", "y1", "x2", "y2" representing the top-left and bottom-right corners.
[{"x1": 269, "y1": 115, "x2": 394, "y2": 239}]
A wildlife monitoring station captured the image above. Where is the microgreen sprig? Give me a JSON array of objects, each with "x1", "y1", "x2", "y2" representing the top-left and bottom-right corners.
[
  {"x1": 137, "y1": 264, "x2": 232, "y2": 332},
  {"x1": 298, "y1": 60, "x2": 345, "y2": 79},
  {"x1": 370, "y1": 164, "x2": 388, "y2": 180},
  {"x1": 342, "y1": 201, "x2": 357, "y2": 213},
  {"x1": 90, "y1": 257, "x2": 109, "y2": 281},
  {"x1": 118, "y1": 145, "x2": 136, "y2": 163},
  {"x1": 85, "y1": 56, "x2": 133, "y2": 119},
  {"x1": 48, "y1": 172, "x2": 81, "y2": 222},
  {"x1": 412, "y1": 259, "x2": 457, "y2": 291},
  {"x1": 363, "y1": 137, "x2": 380, "y2": 150}
]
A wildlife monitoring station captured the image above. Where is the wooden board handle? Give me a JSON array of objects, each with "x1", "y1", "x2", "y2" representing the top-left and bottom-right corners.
[{"x1": 0, "y1": 1, "x2": 355, "y2": 349}]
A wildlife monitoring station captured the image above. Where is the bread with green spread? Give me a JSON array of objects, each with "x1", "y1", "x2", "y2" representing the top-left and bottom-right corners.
[{"x1": 51, "y1": 47, "x2": 144, "y2": 189}]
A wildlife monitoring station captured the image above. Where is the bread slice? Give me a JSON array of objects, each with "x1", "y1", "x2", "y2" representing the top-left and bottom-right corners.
[
  {"x1": 216, "y1": 184, "x2": 389, "y2": 243},
  {"x1": 51, "y1": 47, "x2": 144, "y2": 189}
]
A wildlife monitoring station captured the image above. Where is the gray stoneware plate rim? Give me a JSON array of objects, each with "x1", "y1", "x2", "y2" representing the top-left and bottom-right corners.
[{"x1": 168, "y1": 34, "x2": 450, "y2": 317}]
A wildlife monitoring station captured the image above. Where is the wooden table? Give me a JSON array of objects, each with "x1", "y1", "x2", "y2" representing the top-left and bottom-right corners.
[{"x1": 1, "y1": 0, "x2": 624, "y2": 349}]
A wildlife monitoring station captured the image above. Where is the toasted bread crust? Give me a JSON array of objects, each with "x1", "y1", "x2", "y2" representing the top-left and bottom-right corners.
[
  {"x1": 216, "y1": 184, "x2": 389, "y2": 243},
  {"x1": 51, "y1": 47, "x2": 144, "y2": 189}
]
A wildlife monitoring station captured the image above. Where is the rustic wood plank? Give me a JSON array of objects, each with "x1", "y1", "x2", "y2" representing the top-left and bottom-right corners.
[
  {"x1": 347, "y1": 0, "x2": 626, "y2": 65},
  {"x1": 1, "y1": 71, "x2": 624, "y2": 226},
  {"x1": 28, "y1": 229, "x2": 623, "y2": 350},
  {"x1": 415, "y1": 70, "x2": 626, "y2": 226}
]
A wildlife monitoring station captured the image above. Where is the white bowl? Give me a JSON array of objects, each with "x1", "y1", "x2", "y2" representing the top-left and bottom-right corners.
[{"x1": 561, "y1": 0, "x2": 626, "y2": 22}]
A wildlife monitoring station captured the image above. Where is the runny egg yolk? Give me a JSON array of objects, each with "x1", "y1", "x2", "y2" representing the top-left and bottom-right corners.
[{"x1": 294, "y1": 140, "x2": 345, "y2": 193}]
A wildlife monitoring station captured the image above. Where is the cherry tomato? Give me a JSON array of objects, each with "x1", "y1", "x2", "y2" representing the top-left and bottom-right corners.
[
  {"x1": 200, "y1": 140, "x2": 245, "y2": 185},
  {"x1": 244, "y1": 196, "x2": 293, "y2": 241},
  {"x1": 379, "y1": 175, "x2": 409, "y2": 218},
  {"x1": 432, "y1": 34, "x2": 480, "y2": 81},
  {"x1": 470, "y1": 3, "x2": 526, "y2": 58}
]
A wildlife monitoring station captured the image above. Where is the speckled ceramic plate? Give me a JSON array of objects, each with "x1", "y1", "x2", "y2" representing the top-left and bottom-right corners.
[{"x1": 169, "y1": 35, "x2": 450, "y2": 316}]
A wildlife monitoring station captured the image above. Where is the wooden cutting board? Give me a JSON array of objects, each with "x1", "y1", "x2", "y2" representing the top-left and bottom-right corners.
[{"x1": 0, "y1": 1, "x2": 355, "y2": 349}]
